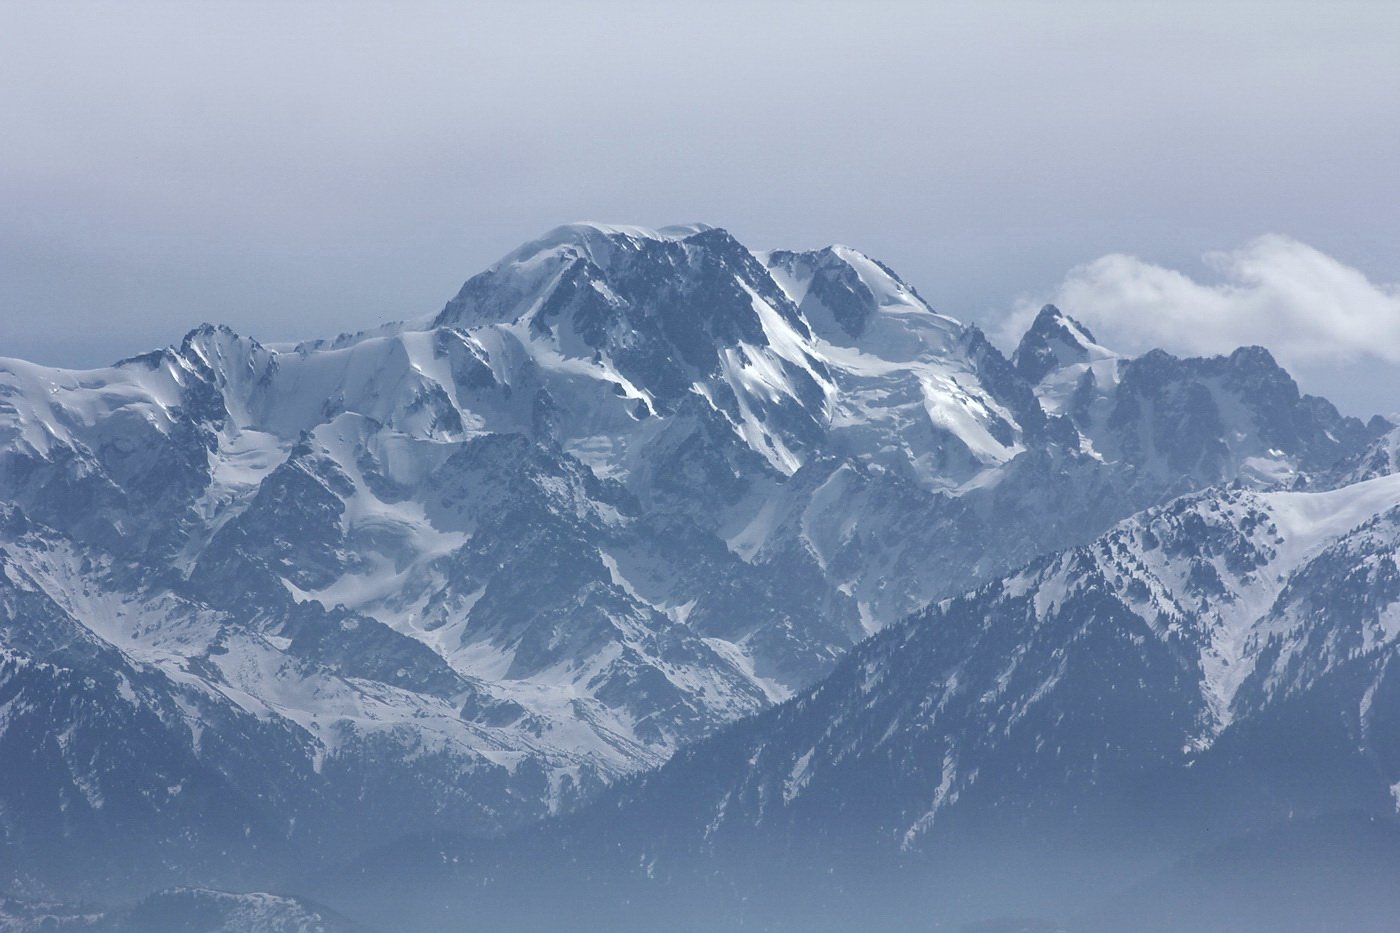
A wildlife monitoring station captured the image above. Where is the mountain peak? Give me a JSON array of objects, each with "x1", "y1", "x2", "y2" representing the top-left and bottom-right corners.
[
  {"x1": 1012, "y1": 304, "x2": 1113, "y2": 383},
  {"x1": 497, "y1": 221, "x2": 718, "y2": 270},
  {"x1": 1037, "y1": 302, "x2": 1090, "y2": 336},
  {"x1": 433, "y1": 222, "x2": 759, "y2": 331},
  {"x1": 762, "y1": 243, "x2": 961, "y2": 354}
]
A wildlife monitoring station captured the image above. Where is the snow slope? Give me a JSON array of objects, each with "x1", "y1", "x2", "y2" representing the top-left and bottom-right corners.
[{"x1": 0, "y1": 222, "x2": 1389, "y2": 899}]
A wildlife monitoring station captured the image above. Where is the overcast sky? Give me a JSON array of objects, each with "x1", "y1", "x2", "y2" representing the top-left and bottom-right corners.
[{"x1": 2, "y1": 1, "x2": 1398, "y2": 414}]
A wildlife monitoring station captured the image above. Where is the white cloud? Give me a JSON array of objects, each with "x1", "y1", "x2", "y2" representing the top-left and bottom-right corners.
[{"x1": 1004, "y1": 235, "x2": 1400, "y2": 367}]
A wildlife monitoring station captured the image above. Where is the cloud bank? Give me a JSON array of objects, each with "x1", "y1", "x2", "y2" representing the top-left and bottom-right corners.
[{"x1": 1006, "y1": 236, "x2": 1400, "y2": 368}]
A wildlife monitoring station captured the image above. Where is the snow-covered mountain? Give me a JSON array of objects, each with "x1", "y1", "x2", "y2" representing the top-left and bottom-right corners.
[
  {"x1": 382, "y1": 465, "x2": 1400, "y2": 930},
  {"x1": 1015, "y1": 303, "x2": 1375, "y2": 491},
  {"x1": 638, "y1": 469, "x2": 1400, "y2": 851},
  {"x1": 0, "y1": 222, "x2": 1388, "y2": 901}
]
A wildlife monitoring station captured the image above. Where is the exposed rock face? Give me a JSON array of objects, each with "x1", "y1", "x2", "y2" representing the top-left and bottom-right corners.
[{"x1": 0, "y1": 223, "x2": 1387, "y2": 902}]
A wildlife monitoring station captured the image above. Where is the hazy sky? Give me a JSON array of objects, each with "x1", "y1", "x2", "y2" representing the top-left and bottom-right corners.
[{"x1": 3, "y1": 1, "x2": 1398, "y2": 414}]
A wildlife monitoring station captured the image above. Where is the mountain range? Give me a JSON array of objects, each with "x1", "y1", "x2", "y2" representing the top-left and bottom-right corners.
[{"x1": 1, "y1": 223, "x2": 1396, "y2": 930}]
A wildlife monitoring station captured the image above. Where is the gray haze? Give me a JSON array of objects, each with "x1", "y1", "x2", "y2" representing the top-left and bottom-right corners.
[{"x1": 2, "y1": 0, "x2": 1398, "y2": 415}]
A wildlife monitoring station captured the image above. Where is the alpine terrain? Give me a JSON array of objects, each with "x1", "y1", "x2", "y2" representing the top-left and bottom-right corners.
[{"x1": 1, "y1": 223, "x2": 1395, "y2": 930}]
